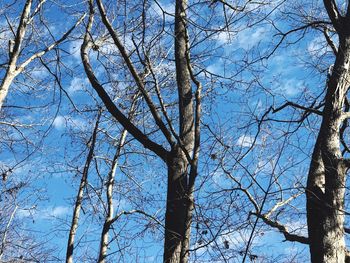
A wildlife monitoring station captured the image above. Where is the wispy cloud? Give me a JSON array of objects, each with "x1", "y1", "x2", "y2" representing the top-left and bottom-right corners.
[
  {"x1": 67, "y1": 77, "x2": 89, "y2": 94},
  {"x1": 52, "y1": 115, "x2": 88, "y2": 131},
  {"x1": 150, "y1": 1, "x2": 174, "y2": 21},
  {"x1": 236, "y1": 135, "x2": 255, "y2": 148},
  {"x1": 17, "y1": 205, "x2": 70, "y2": 220},
  {"x1": 53, "y1": 115, "x2": 66, "y2": 130}
]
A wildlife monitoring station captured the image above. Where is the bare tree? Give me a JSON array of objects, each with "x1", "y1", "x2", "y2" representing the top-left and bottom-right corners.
[
  {"x1": 305, "y1": 1, "x2": 350, "y2": 261},
  {"x1": 236, "y1": 1, "x2": 350, "y2": 262},
  {"x1": 0, "y1": 0, "x2": 85, "y2": 111},
  {"x1": 80, "y1": 0, "x2": 202, "y2": 261},
  {"x1": 66, "y1": 109, "x2": 101, "y2": 263}
]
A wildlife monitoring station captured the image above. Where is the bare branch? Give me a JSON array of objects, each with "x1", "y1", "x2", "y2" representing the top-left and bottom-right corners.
[
  {"x1": 323, "y1": 27, "x2": 338, "y2": 55},
  {"x1": 323, "y1": 0, "x2": 343, "y2": 32},
  {"x1": 250, "y1": 212, "x2": 309, "y2": 244},
  {"x1": 81, "y1": 0, "x2": 169, "y2": 162},
  {"x1": 16, "y1": 13, "x2": 86, "y2": 74},
  {"x1": 272, "y1": 101, "x2": 323, "y2": 115},
  {"x1": 66, "y1": 110, "x2": 101, "y2": 263},
  {"x1": 265, "y1": 192, "x2": 303, "y2": 218},
  {"x1": 95, "y1": 0, "x2": 174, "y2": 146},
  {"x1": 110, "y1": 209, "x2": 163, "y2": 227},
  {"x1": 98, "y1": 94, "x2": 139, "y2": 262}
]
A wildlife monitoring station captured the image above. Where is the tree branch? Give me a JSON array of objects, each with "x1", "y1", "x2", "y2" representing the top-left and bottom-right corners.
[
  {"x1": 16, "y1": 13, "x2": 86, "y2": 74},
  {"x1": 250, "y1": 212, "x2": 309, "y2": 244},
  {"x1": 323, "y1": 0, "x2": 343, "y2": 32},
  {"x1": 110, "y1": 209, "x2": 163, "y2": 227},
  {"x1": 272, "y1": 101, "x2": 323, "y2": 115},
  {"x1": 95, "y1": 0, "x2": 174, "y2": 146},
  {"x1": 323, "y1": 27, "x2": 338, "y2": 55},
  {"x1": 81, "y1": 1, "x2": 168, "y2": 162}
]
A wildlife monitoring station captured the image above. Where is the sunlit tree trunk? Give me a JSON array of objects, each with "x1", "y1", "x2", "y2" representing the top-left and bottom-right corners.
[{"x1": 306, "y1": 3, "x2": 350, "y2": 260}]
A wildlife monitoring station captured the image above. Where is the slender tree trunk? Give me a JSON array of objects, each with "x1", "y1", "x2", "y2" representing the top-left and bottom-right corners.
[
  {"x1": 66, "y1": 112, "x2": 100, "y2": 263},
  {"x1": 98, "y1": 128, "x2": 128, "y2": 263},
  {"x1": 0, "y1": 0, "x2": 31, "y2": 111},
  {"x1": 306, "y1": 36, "x2": 350, "y2": 263},
  {"x1": 0, "y1": 205, "x2": 18, "y2": 260}
]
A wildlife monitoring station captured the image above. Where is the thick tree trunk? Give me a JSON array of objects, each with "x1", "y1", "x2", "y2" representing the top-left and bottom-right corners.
[
  {"x1": 306, "y1": 144, "x2": 326, "y2": 262},
  {"x1": 164, "y1": 147, "x2": 189, "y2": 263},
  {"x1": 163, "y1": 0, "x2": 195, "y2": 262},
  {"x1": 306, "y1": 36, "x2": 350, "y2": 263}
]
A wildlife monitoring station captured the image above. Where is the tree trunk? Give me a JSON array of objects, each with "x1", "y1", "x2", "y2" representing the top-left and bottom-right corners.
[
  {"x1": 306, "y1": 144, "x2": 326, "y2": 262},
  {"x1": 82, "y1": 1, "x2": 197, "y2": 262},
  {"x1": 164, "y1": 147, "x2": 189, "y2": 263},
  {"x1": 163, "y1": 0, "x2": 195, "y2": 262},
  {"x1": 0, "y1": 0, "x2": 31, "y2": 111},
  {"x1": 306, "y1": 36, "x2": 350, "y2": 263},
  {"x1": 98, "y1": 128, "x2": 128, "y2": 263},
  {"x1": 66, "y1": 112, "x2": 100, "y2": 263}
]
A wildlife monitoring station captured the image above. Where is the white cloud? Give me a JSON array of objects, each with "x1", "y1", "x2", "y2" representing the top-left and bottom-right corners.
[
  {"x1": 17, "y1": 208, "x2": 32, "y2": 218},
  {"x1": 17, "y1": 205, "x2": 70, "y2": 220},
  {"x1": 218, "y1": 231, "x2": 251, "y2": 248},
  {"x1": 31, "y1": 67, "x2": 48, "y2": 79},
  {"x1": 150, "y1": 1, "x2": 174, "y2": 21},
  {"x1": 53, "y1": 115, "x2": 66, "y2": 129},
  {"x1": 278, "y1": 79, "x2": 303, "y2": 97},
  {"x1": 67, "y1": 77, "x2": 88, "y2": 94},
  {"x1": 307, "y1": 36, "x2": 331, "y2": 55},
  {"x1": 236, "y1": 135, "x2": 255, "y2": 148},
  {"x1": 212, "y1": 171, "x2": 231, "y2": 189},
  {"x1": 215, "y1": 31, "x2": 233, "y2": 44},
  {"x1": 236, "y1": 26, "x2": 268, "y2": 50},
  {"x1": 206, "y1": 63, "x2": 221, "y2": 75},
  {"x1": 45, "y1": 206, "x2": 70, "y2": 218},
  {"x1": 68, "y1": 117, "x2": 89, "y2": 131},
  {"x1": 99, "y1": 39, "x2": 119, "y2": 54},
  {"x1": 52, "y1": 115, "x2": 88, "y2": 131},
  {"x1": 287, "y1": 219, "x2": 307, "y2": 236}
]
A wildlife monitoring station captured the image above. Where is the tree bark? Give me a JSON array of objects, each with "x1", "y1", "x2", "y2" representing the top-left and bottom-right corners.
[
  {"x1": 163, "y1": 0, "x2": 195, "y2": 262},
  {"x1": 306, "y1": 144, "x2": 326, "y2": 262},
  {"x1": 0, "y1": 0, "x2": 31, "y2": 110},
  {"x1": 306, "y1": 35, "x2": 350, "y2": 263},
  {"x1": 82, "y1": 1, "x2": 198, "y2": 262},
  {"x1": 164, "y1": 147, "x2": 189, "y2": 263}
]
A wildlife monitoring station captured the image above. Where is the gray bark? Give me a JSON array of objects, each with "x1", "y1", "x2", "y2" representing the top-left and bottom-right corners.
[
  {"x1": 164, "y1": 147, "x2": 189, "y2": 263},
  {"x1": 306, "y1": 29, "x2": 350, "y2": 263},
  {"x1": 163, "y1": 0, "x2": 195, "y2": 262},
  {"x1": 82, "y1": 1, "x2": 199, "y2": 262}
]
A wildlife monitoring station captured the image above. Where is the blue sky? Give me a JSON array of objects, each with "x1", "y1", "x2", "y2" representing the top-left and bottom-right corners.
[{"x1": 0, "y1": 0, "x2": 339, "y2": 262}]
